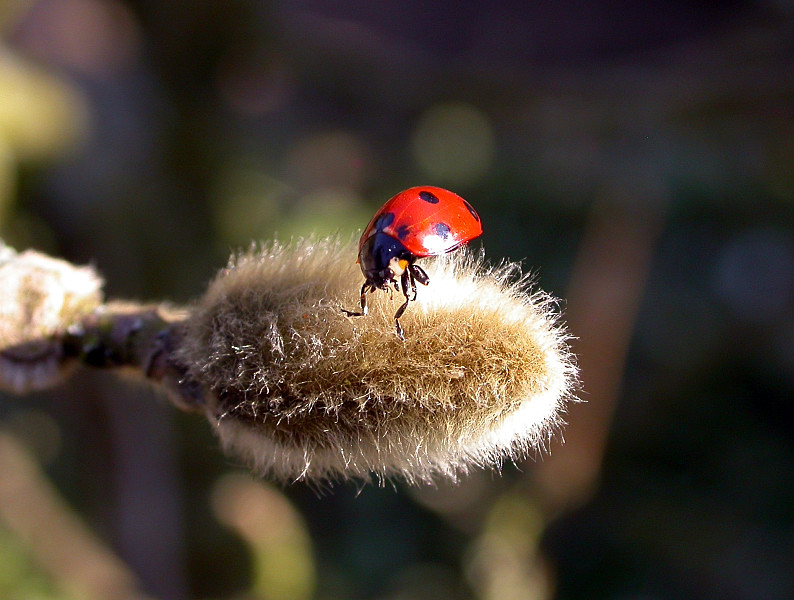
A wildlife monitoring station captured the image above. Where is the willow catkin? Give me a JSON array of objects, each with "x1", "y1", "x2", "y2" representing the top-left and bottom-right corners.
[
  {"x1": 0, "y1": 244, "x2": 103, "y2": 393},
  {"x1": 179, "y1": 237, "x2": 577, "y2": 484}
]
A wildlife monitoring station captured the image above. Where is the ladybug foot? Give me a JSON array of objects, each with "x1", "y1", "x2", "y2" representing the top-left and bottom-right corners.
[{"x1": 342, "y1": 281, "x2": 373, "y2": 318}]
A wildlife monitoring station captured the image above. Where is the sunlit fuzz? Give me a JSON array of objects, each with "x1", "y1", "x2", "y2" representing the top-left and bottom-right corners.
[
  {"x1": 179, "y1": 237, "x2": 577, "y2": 484},
  {"x1": 0, "y1": 244, "x2": 103, "y2": 393}
]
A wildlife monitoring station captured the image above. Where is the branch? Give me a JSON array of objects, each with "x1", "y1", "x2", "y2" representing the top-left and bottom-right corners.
[{"x1": 0, "y1": 238, "x2": 577, "y2": 485}]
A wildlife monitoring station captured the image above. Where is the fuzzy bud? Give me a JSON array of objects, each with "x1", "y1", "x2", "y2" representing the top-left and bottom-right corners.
[
  {"x1": 0, "y1": 243, "x2": 103, "y2": 392},
  {"x1": 179, "y1": 238, "x2": 576, "y2": 484}
]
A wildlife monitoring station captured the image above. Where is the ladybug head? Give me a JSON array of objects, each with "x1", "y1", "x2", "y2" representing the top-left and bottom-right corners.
[{"x1": 359, "y1": 232, "x2": 416, "y2": 288}]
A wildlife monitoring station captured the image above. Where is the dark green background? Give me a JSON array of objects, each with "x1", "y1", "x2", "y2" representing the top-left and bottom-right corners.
[{"x1": 1, "y1": 1, "x2": 792, "y2": 599}]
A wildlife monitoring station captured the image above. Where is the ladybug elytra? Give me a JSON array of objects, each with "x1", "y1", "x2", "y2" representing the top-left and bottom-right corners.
[{"x1": 343, "y1": 186, "x2": 483, "y2": 339}]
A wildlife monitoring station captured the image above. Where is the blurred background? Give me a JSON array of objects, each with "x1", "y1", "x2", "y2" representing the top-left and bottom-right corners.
[{"x1": 1, "y1": 0, "x2": 793, "y2": 598}]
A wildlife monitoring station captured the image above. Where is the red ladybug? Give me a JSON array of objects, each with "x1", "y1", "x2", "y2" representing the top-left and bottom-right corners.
[{"x1": 343, "y1": 186, "x2": 483, "y2": 338}]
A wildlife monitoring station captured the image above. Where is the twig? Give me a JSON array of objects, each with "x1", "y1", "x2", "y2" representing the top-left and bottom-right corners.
[{"x1": 1, "y1": 237, "x2": 578, "y2": 485}]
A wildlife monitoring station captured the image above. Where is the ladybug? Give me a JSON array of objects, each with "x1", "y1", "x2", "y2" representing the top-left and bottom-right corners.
[{"x1": 343, "y1": 186, "x2": 483, "y2": 339}]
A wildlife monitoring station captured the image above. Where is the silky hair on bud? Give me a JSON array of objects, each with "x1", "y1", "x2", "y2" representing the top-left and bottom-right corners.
[
  {"x1": 179, "y1": 237, "x2": 577, "y2": 484},
  {"x1": 0, "y1": 244, "x2": 104, "y2": 393}
]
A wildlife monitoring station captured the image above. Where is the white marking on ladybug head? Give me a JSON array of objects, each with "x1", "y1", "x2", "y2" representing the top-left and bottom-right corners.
[{"x1": 389, "y1": 256, "x2": 408, "y2": 277}]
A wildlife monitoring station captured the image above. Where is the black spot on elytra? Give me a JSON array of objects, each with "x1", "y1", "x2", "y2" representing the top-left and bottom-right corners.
[
  {"x1": 434, "y1": 222, "x2": 451, "y2": 239},
  {"x1": 463, "y1": 199, "x2": 480, "y2": 222},
  {"x1": 396, "y1": 224, "x2": 411, "y2": 240},
  {"x1": 375, "y1": 212, "x2": 395, "y2": 231},
  {"x1": 419, "y1": 190, "x2": 440, "y2": 204}
]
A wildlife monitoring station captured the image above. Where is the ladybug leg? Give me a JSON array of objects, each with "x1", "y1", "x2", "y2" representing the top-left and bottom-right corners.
[
  {"x1": 409, "y1": 264, "x2": 430, "y2": 287},
  {"x1": 341, "y1": 281, "x2": 373, "y2": 317},
  {"x1": 360, "y1": 281, "x2": 372, "y2": 315},
  {"x1": 392, "y1": 269, "x2": 416, "y2": 340},
  {"x1": 393, "y1": 265, "x2": 433, "y2": 338},
  {"x1": 403, "y1": 267, "x2": 418, "y2": 301},
  {"x1": 393, "y1": 298, "x2": 408, "y2": 340}
]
